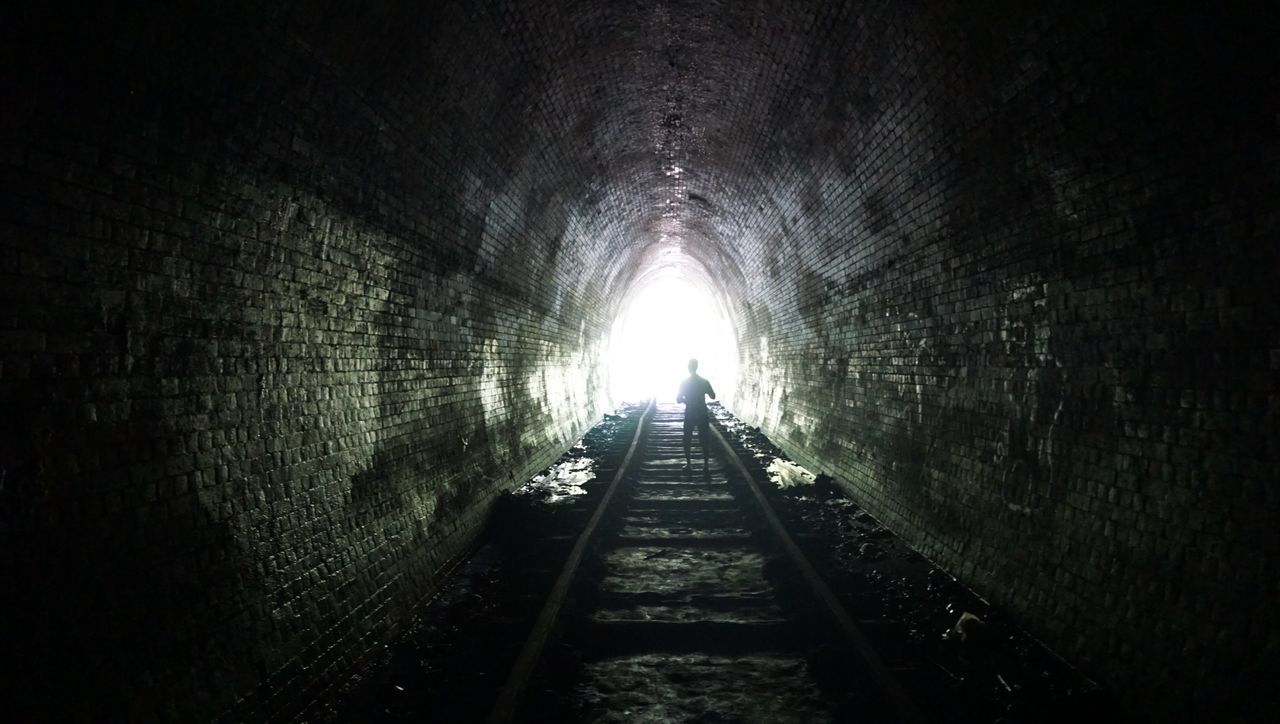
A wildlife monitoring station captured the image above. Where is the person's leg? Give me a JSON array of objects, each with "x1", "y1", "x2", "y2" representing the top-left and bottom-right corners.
[
  {"x1": 682, "y1": 417, "x2": 693, "y2": 470},
  {"x1": 699, "y1": 418, "x2": 711, "y2": 471}
]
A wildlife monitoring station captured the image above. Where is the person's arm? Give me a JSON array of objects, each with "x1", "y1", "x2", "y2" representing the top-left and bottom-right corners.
[
  {"x1": 676, "y1": 381, "x2": 686, "y2": 404},
  {"x1": 706, "y1": 380, "x2": 716, "y2": 400}
]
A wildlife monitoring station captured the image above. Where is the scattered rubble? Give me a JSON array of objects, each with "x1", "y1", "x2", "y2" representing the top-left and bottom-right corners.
[
  {"x1": 765, "y1": 457, "x2": 817, "y2": 489},
  {"x1": 512, "y1": 405, "x2": 639, "y2": 503},
  {"x1": 710, "y1": 404, "x2": 1121, "y2": 723},
  {"x1": 948, "y1": 611, "x2": 989, "y2": 645},
  {"x1": 320, "y1": 403, "x2": 1121, "y2": 723},
  {"x1": 515, "y1": 457, "x2": 595, "y2": 503},
  {"x1": 857, "y1": 542, "x2": 886, "y2": 560}
]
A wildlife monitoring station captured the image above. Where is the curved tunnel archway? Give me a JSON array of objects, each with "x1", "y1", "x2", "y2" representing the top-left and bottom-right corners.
[
  {"x1": 2, "y1": 1, "x2": 1277, "y2": 721},
  {"x1": 605, "y1": 251, "x2": 740, "y2": 407}
]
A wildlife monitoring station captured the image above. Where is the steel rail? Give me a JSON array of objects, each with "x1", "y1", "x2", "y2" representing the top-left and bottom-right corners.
[
  {"x1": 486, "y1": 400, "x2": 656, "y2": 724},
  {"x1": 708, "y1": 420, "x2": 930, "y2": 724}
]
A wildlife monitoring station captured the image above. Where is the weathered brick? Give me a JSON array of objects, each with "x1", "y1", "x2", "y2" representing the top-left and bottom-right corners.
[
  {"x1": 727, "y1": 4, "x2": 1278, "y2": 723},
  {"x1": 2, "y1": 1, "x2": 1276, "y2": 723}
]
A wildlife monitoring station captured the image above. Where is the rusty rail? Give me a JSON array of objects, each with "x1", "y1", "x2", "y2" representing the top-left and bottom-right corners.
[
  {"x1": 708, "y1": 420, "x2": 929, "y2": 724},
  {"x1": 486, "y1": 399, "x2": 655, "y2": 724}
]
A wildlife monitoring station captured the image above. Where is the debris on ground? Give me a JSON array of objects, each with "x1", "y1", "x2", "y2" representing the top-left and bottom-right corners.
[
  {"x1": 710, "y1": 404, "x2": 1121, "y2": 723},
  {"x1": 812, "y1": 474, "x2": 841, "y2": 499},
  {"x1": 321, "y1": 402, "x2": 1121, "y2": 724},
  {"x1": 948, "y1": 611, "x2": 989, "y2": 645},
  {"x1": 516, "y1": 457, "x2": 594, "y2": 503},
  {"x1": 765, "y1": 457, "x2": 817, "y2": 489},
  {"x1": 512, "y1": 404, "x2": 642, "y2": 503},
  {"x1": 857, "y1": 542, "x2": 886, "y2": 560}
]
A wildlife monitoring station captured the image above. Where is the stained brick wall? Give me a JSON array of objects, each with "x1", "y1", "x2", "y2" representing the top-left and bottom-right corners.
[
  {"x1": 3, "y1": 0, "x2": 1276, "y2": 721},
  {"x1": 1, "y1": 2, "x2": 615, "y2": 719},
  {"x1": 723, "y1": 4, "x2": 1280, "y2": 721}
]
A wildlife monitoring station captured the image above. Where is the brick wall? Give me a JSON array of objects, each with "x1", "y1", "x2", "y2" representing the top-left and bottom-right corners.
[
  {"x1": 0, "y1": 1, "x2": 615, "y2": 719},
  {"x1": 723, "y1": 3, "x2": 1279, "y2": 721},
  {"x1": 3, "y1": 0, "x2": 1276, "y2": 721}
]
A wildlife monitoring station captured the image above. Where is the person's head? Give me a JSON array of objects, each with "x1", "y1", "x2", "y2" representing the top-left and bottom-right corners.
[{"x1": 687, "y1": 358, "x2": 699, "y2": 374}]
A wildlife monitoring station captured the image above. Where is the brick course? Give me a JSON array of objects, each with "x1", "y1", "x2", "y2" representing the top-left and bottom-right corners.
[
  {"x1": 2, "y1": 1, "x2": 610, "y2": 719},
  {"x1": 725, "y1": 4, "x2": 1279, "y2": 721},
  {"x1": 1, "y1": 1, "x2": 1276, "y2": 721}
]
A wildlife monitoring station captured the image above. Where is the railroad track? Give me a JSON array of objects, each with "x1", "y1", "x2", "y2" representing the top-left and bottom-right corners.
[{"x1": 487, "y1": 401, "x2": 928, "y2": 723}]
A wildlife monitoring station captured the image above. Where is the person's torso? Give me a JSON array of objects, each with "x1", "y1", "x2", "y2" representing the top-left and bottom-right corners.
[{"x1": 681, "y1": 376, "x2": 711, "y2": 416}]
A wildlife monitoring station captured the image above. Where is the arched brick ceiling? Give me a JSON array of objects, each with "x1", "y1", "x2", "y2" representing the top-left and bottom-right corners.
[
  {"x1": 5, "y1": 2, "x2": 1276, "y2": 720},
  {"x1": 283, "y1": 0, "x2": 922, "y2": 329}
]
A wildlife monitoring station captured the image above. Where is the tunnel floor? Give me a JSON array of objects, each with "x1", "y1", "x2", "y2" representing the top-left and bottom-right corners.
[{"x1": 317, "y1": 404, "x2": 1119, "y2": 723}]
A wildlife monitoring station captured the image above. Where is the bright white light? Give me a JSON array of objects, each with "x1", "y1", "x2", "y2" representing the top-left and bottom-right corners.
[{"x1": 607, "y1": 273, "x2": 738, "y2": 406}]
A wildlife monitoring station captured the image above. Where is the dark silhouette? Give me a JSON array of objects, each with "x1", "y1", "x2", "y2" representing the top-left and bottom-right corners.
[{"x1": 676, "y1": 358, "x2": 716, "y2": 472}]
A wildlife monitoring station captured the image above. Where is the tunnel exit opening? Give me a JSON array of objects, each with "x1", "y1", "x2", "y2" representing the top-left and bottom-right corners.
[{"x1": 606, "y1": 270, "x2": 738, "y2": 407}]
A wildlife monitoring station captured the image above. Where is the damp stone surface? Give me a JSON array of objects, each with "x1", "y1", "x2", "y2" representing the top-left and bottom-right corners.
[{"x1": 2, "y1": 2, "x2": 1276, "y2": 722}]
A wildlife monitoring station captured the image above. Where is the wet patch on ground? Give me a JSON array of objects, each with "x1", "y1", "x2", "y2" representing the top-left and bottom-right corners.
[
  {"x1": 631, "y1": 484, "x2": 734, "y2": 502},
  {"x1": 591, "y1": 599, "x2": 785, "y2": 624},
  {"x1": 599, "y1": 547, "x2": 771, "y2": 597},
  {"x1": 571, "y1": 653, "x2": 836, "y2": 723},
  {"x1": 617, "y1": 511, "x2": 748, "y2": 541}
]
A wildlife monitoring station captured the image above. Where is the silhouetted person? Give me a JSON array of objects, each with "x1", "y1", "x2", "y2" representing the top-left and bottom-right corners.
[{"x1": 676, "y1": 358, "x2": 716, "y2": 472}]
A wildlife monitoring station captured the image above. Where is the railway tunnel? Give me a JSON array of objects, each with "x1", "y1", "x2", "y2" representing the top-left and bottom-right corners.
[{"x1": 1, "y1": 0, "x2": 1277, "y2": 721}]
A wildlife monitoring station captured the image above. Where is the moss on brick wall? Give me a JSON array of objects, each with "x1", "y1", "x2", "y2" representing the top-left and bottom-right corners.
[
  {"x1": 1, "y1": 1, "x2": 610, "y2": 719},
  {"x1": 725, "y1": 4, "x2": 1279, "y2": 721},
  {"x1": 3, "y1": 1, "x2": 1276, "y2": 721}
]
